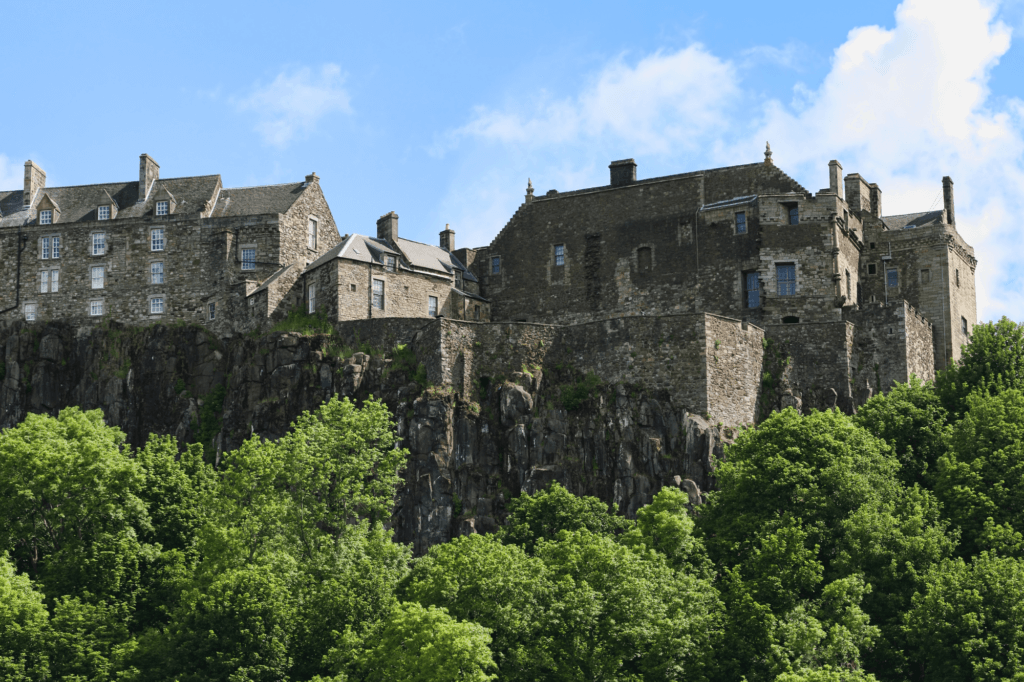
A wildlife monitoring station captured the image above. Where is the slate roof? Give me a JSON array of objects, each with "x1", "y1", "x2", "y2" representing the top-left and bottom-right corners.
[
  {"x1": 882, "y1": 210, "x2": 945, "y2": 231},
  {"x1": 304, "y1": 232, "x2": 477, "y2": 283},
  {"x1": 0, "y1": 174, "x2": 312, "y2": 228}
]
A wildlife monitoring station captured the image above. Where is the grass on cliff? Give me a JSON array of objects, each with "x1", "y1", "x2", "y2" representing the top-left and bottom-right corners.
[
  {"x1": 271, "y1": 309, "x2": 335, "y2": 336},
  {"x1": 561, "y1": 372, "x2": 602, "y2": 411}
]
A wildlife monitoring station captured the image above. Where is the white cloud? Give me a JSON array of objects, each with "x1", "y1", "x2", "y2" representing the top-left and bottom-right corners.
[
  {"x1": 444, "y1": 0, "x2": 1024, "y2": 320},
  {"x1": 0, "y1": 155, "x2": 22, "y2": 191},
  {"x1": 236, "y1": 64, "x2": 352, "y2": 147}
]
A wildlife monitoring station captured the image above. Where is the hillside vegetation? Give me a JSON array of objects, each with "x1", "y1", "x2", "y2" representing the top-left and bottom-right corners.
[{"x1": 2, "y1": 318, "x2": 1024, "y2": 682}]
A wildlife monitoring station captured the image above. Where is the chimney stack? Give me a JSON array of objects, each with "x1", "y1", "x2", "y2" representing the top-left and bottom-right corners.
[
  {"x1": 943, "y1": 176, "x2": 955, "y2": 225},
  {"x1": 139, "y1": 154, "x2": 159, "y2": 199},
  {"x1": 377, "y1": 211, "x2": 399, "y2": 243},
  {"x1": 305, "y1": 172, "x2": 319, "y2": 185},
  {"x1": 828, "y1": 160, "x2": 844, "y2": 199},
  {"x1": 609, "y1": 159, "x2": 637, "y2": 187},
  {"x1": 439, "y1": 224, "x2": 455, "y2": 252},
  {"x1": 869, "y1": 183, "x2": 882, "y2": 218},
  {"x1": 23, "y1": 161, "x2": 45, "y2": 208}
]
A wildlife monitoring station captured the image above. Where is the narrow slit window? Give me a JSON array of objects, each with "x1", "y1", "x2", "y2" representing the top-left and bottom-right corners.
[
  {"x1": 209, "y1": 302, "x2": 216, "y2": 320},
  {"x1": 745, "y1": 272, "x2": 760, "y2": 308},
  {"x1": 845, "y1": 270, "x2": 851, "y2": 298},
  {"x1": 555, "y1": 244, "x2": 565, "y2": 266},
  {"x1": 308, "y1": 218, "x2": 318, "y2": 249},
  {"x1": 308, "y1": 284, "x2": 317, "y2": 313},
  {"x1": 736, "y1": 211, "x2": 747, "y2": 234},
  {"x1": 151, "y1": 262, "x2": 164, "y2": 284},
  {"x1": 777, "y1": 263, "x2": 796, "y2": 296},
  {"x1": 241, "y1": 248, "x2": 256, "y2": 271},
  {"x1": 91, "y1": 265, "x2": 104, "y2": 289},
  {"x1": 962, "y1": 316, "x2": 969, "y2": 336},
  {"x1": 956, "y1": 269, "x2": 961, "y2": 287},
  {"x1": 428, "y1": 295, "x2": 438, "y2": 317}
]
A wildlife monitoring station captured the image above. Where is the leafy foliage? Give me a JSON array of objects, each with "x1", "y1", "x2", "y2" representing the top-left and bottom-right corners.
[
  {"x1": 937, "y1": 316, "x2": 1024, "y2": 415},
  {"x1": 499, "y1": 481, "x2": 630, "y2": 553}
]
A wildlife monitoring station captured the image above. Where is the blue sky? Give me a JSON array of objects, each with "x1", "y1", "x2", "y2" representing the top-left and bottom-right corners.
[{"x1": 4, "y1": 0, "x2": 1024, "y2": 320}]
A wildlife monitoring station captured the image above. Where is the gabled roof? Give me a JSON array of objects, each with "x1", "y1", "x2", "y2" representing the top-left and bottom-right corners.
[
  {"x1": 304, "y1": 232, "x2": 477, "y2": 282},
  {"x1": 212, "y1": 182, "x2": 307, "y2": 217},
  {"x1": 250, "y1": 264, "x2": 293, "y2": 296},
  {"x1": 882, "y1": 210, "x2": 945, "y2": 231}
]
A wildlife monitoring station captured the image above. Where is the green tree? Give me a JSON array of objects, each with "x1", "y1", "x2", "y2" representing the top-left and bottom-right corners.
[
  {"x1": 0, "y1": 555, "x2": 50, "y2": 682},
  {"x1": 620, "y1": 485, "x2": 713, "y2": 577},
  {"x1": 401, "y1": 533, "x2": 554, "y2": 680},
  {"x1": 904, "y1": 552, "x2": 1024, "y2": 681},
  {"x1": 934, "y1": 389, "x2": 1024, "y2": 557},
  {"x1": 775, "y1": 668, "x2": 878, "y2": 681},
  {"x1": 341, "y1": 602, "x2": 497, "y2": 682},
  {"x1": 853, "y1": 377, "x2": 950, "y2": 487},
  {"x1": 48, "y1": 595, "x2": 135, "y2": 682},
  {"x1": 937, "y1": 316, "x2": 1024, "y2": 415},
  {"x1": 499, "y1": 482, "x2": 630, "y2": 553}
]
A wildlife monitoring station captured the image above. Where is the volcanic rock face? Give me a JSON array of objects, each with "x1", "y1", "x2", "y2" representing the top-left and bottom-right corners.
[{"x1": 0, "y1": 321, "x2": 725, "y2": 553}]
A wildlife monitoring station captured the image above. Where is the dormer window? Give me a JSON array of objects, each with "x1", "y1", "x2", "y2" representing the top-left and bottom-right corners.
[
  {"x1": 156, "y1": 201, "x2": 169, "y2": 216},
  {"x1": 39, "y1": 210, "x2": 52, "y2": 225},
  {"x1": 384, "y1": 255, "x2": 396, "y2": 272},
  {"x1": 98, "y1": 205, "x2": 111, "y2": 221}
]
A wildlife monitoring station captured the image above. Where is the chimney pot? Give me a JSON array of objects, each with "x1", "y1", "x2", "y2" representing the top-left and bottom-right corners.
[
  {"x1": 305, "y1": 172, "x2": 319, "y2": 184},
  {"x1": 609, "y1": 159, "x2": 637, "y2": 187},
  {"x1": 23, "y1": 160, "x2": 45, "y2": 208}
]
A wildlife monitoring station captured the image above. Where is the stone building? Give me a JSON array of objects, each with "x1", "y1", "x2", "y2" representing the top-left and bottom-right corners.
[
  {"x1": 0, "y1": 155, "x2": 342, "y2": 333},
  {"x1": 300, "y1": 212, "x2": 490, "y2": 323},
  {"x1": 461, "y1": 147, "x2": 977, "y2": 408}
]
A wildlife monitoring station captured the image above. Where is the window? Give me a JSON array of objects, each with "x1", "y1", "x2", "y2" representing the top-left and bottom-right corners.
[
  {"x1": 90, "y1": 300, "x2": 103, "y2": 316},
  {"x1": 777, "y1": 263, "x2": 796, "y2": 296},
  {"x1": 886, "y1": 268, "x2": 898, "y2": 288},
  {"x1": 956, "y1": 269, "x2": 961, "y2": 287},
  {"x1": 869, "y1": 242, "x2": 876, "y2": 250},
  {"x1": 555, "y1": 244, "x2": 565, "y2": 266},
  {"x1": 962, "y1": 316, "x2": 969, "y2": 336},
  {"x1": 39, "y1": 210, "x2": 52, "y2": 225},
  {"x1": 637, "y1": 247, "x2": 652, "y2": 273},
  {"x1": 455, "y1": 271, "x2": 463, "y2": 289},
  {"x1": 156, "y1": 200, "x2": 169, "y2": 216},
  {"x1": 41, "y1": 237, "x2": 50, "y2": 260},
  {"x1": 372, "y1": 280, "x2": 384, "y2": 310},
  {"x1": 843, "y1": 209, "x2": 849, "y2": 225},
  {"x1": 787, "y1": 205, "x2": 799, "y2": 225},
  {"x1": 40, "y1": 271, "x2": 49, "y2": 294},
  {"x1": 474, "y1": 305, "x2": 480, "y2": 320},
  {"x1": 428, "y1": 295, "x2": 438, "y2": 317},
  {"x1": 249, "y1": 297, "x2": 256, "y2": 307},
  {"x1": 91, "y1": 266, "x2": 104, "y2": 289},
  {"x1": 491, "y1": 256, "x2": 500, "y2": 274},
  {"x1": 150, "y1": 297, "x2": 164, "y2": 314},
  {"x1": 349, "y1": 283, "x2": 357, "y2": 292},
  {"x1": 868, "y1": 263, "x2": 876, "y2": 275},
  {"x1": 151, "y1": 228, "x2": 165, "y2": 251},
  {"x1": 241, "y1": 248, "x2": 256, "y2": 271},
  {"x1": 921, "y1": 269, "x2": 930, "y2": 284},
  {"x1": 51, "y1": 235, "x2": 60, "y2": 259},
  {"x1": 98, "y1": 205, "x2": 110, "y2": 221},
  {"x1": 209, "y1": 302, "x2": 216, "y2": 320},
  {"x1": 308, "y1": 284, "x2": 317, "y2": 314},
  {"x1": 151, "y1": 261, "x2": 164, "y2": 284},
  {"x1": 50, "y1": 270, "x2": 59, "y2": 293},
  {"x1": 845, "y1": 270, "x2": 851, "y2": 298},
  {"x1": 384, "y1": 255, "x2": 396, "y2": 272},
  {"x1": 736, "y1": 212, "x2": 747, "y2": 234},
  {"x1": 745, "y1": 272, "x2": 760, "y2": 308},
  {"x1": 308, "y1": 218, "x2": 318, "y2": 249},
  {"x1": 24, "y1": 304, "x2": 37, "y2": 321},
  {"x1": 92, "y1": 232, "x2": 106, "y2": 256},
  {"x1": 782, "y1": 316, "x2": 800, "y2": 324}
]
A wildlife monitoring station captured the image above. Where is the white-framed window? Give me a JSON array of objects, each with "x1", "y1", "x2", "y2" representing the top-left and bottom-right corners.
[
  {"x1": 777, "y1": 263, "x2": 796, "y2": 296},
  {"x1": 90, "y1": 300, "x2": 104, "y2": 316},
  {"x1": 555, "y1": 244, "x2": 565, "y2": 266},
  {"x1": 91, "y1": 265, "x2": 104, "y2": 289},
  {"x1": 40, "y1": 271, "x2": 49, "y2": 293},
  {"x1": 308, "y1": 218, "x2": 318, "y2": 249},
  {"x1": 92, "y1": 232, "x2": 106, "y2": 256},
  {"x1": 384, "y1": 255, "x2": 396, "y2": 272},
  {"x1": 51, "y1": 235, "x2": 60, "y2": 259},
  {"x1": 428, "y1": 295, "x2": 438, "y2": 317},
  {"x1": 372, "y1": 279, "x2": 384, "y2": 310},
  {"x1": 24, "y1": 304, "x2": 37, "y2": 321},
  {"x1": 151, "y1": 228, "x2": 165, "y2": 251},
  {"x1": 736, "y1": 211, "x2": 747, "y2": 234},
  {"x1": 41, "y1": 236, "x2": 50, "y2": 260},
  {"x1": 241, "y1": 248, "x2": 256, "y2": 271},
  {"x1": 308, "y1": 284, "x2": 317, "y2": 313},
  {"x1": 150, "y1": 297, "x2": 164, "y2": 314},
  {"x1": 209, "y1": 302, "x2": 216, "y2": 320},
  {"x1": 39, "y1": 210, "x2": 52, "y2": 225},
  {"x1": 156, "y1": 200, "x2": 169, "y2": 216},
  {"x1": 49, "y1": 270, "x2": 59, "y2": 293},
  {"x1": 491, "y1": 256, "x2": 500, "y2": 274},
  {"x1": 151, "y1": 261, "x2": 164, "y2": 284},
  {"x1": 98, "y1": 205, "x2": 110, "y2": 221}
]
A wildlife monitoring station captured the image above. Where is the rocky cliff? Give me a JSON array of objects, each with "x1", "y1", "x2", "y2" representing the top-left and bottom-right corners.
[{"x1": 0, "y1": 320, "x2": 726, "y2": 553}]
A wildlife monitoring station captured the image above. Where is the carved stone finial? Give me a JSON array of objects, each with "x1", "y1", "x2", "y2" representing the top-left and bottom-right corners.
[
  {"x1": 525, "y1": 178, "x2": 535, "y2": 203},
  {"x1": 764, "y1": 142, "x2": 774, "y2": 165}
]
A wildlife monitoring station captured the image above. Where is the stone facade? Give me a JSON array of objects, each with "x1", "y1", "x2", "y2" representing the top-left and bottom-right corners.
[{"x1": 0, "y1": 155, "x2": 341, "y2": 334}]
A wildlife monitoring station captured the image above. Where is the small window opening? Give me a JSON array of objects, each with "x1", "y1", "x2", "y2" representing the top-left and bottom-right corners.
[
  {"x1": 886, "y1": 268, "x2": 898, "y2": 288},
  {"x1": 786, "y1": 204, "x2": 799, "y2": 225},
  {"x1": 308, "y1": 218, "x2": 318, "y2": 249},
  {"x1": 962, "y1": 316, "x2": 969, "y2": 336},
  {"x1": 736, "y1": 211, "x2": 747, "y2": 234},
  {"x1": 870, "y1": 242, "x2": 876, "y2": 250},
  {"x1": 744, "y1": 271, "x2": 760, "y2": 308},
  {"x1": 474, "y1": 305, "x2": 480, "y2": 320},
  {"x1": 90, "y1": 300, "x2": 104, "y2": 316},
  {"x1": 782, "y1": 316, "x2": 800, "y2": 324},
  {"x1": 241, "y1": 248, "x2": 256, "y2": 271},
  {"x1": 491, "y1": 256, "x2": 501, "y2": 274},
  {"x1": 91, "y1": 265, "x2": 104, "y2": 290},
  {"x1": 956, "y1": 269, "x2": 961, "y2": 287},
  {"x1": 24, "y1": 304, "x2": 37, "y2": 321},
  {"x1": 349, "y1": 283, "x2": 357, "y2": 292},
  {"x1": 428, "y1": 295, "x2": 438, "y2": 317},
  {"x1": 868, "y1": 263, "x2": 876, "y2": 275},
  {"x1": 209, "y1": 302, "x2": 216, "y2": 320},
  {"x1": 845, "y1": 270, "x2": 851, "y2": 298},
  {"x1": 921, "y1": 269, "x2": 930, "y2": 284},
  {"x1": 554, "y1": 244, "x2": 565, "y2": 266},
  {"x1": 637, "y1": 247, "x2": 652, "y2": 273},
  {"x1": 777, "y1": 263, "x2": 796, "y2": 296}
]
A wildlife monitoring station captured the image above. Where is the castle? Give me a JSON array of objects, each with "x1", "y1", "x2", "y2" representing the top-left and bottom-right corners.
[{"x1": 0, "y1": 147, "x2": 977, "y2": 424}]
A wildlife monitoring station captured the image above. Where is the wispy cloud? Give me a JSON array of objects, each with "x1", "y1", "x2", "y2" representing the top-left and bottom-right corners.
[
  {"x1": 440, "y1": 0, "x2": 1024, "y2": 320},
  {"x1": 0, "y1": 155, "x2": 23, "y2": 191},
  {"x1": 235, "y1": 64, "x2": 353, "y2": 147}
]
